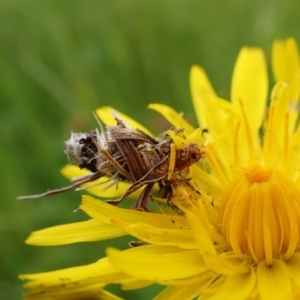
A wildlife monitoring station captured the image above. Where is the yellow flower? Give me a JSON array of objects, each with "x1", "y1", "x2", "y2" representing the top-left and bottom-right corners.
[{"x1": 20, "y1": 37, "x2": 300, "y2": 300}]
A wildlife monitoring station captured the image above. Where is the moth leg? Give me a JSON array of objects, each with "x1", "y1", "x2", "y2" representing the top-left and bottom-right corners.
[
  {"x1": 105, "y1": 176, "x2": 164, "y2": 207},
  {"x1": 133, "y1": 182, "x2": 155, "y2": 211},
  {"x1": 104, "y1": 179, "x2": 148, "y2": 206},
  {"x1": 158, "y1": 180, "x2": 173, "y2": 199},
  {"x1": 104, "y1": 198, "x2": 124, "y2": 206}
]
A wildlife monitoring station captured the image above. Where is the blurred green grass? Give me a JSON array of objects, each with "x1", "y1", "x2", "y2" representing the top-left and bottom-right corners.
[{"x1": 1, "y1": 0, "x2": 300, "y2": 299}]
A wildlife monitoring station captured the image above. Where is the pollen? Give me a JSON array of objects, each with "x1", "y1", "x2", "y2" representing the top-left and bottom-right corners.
[{"x1": 221, "y1": 163, "x2": 300, "y2": 265}]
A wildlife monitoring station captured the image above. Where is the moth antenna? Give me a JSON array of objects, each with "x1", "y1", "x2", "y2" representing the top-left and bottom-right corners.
[{"x1": 18, "y1": 172, "x2": 103, "y2": 200}]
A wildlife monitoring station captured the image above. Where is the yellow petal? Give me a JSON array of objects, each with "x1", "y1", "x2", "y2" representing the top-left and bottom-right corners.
[
  {"x1": 61, "y1": 165, "x2": 139, "y2": 198},
  {"x1": 190, "y1": 66, "x2": 238, "y2": 175},
  {"x1": 95, "y1": 106, "x2": 152, "y2": 136},
  {"x1": 185, "y1": 208, "x2": 217, "y2": 256},
  {"x1": 23, "y1": 287, "x2": 123, "y2": 300},
  {"x1": 272, "y1": 37, "x2": 300, "y2": 102},
  {"x1": 185, "y1": 208, "x2": 246, "y2": 275},
  {"x1": 111, "y1": 218, "x2": 196, "y2": 249},
  {"x1": 20, "y1": 258, "x2": 128, "y2": 299},
  {"x1": 20, "y1": 257, "x2": 125, "y2": 286},
  {"x1": 263, "y1": 82, "x2": 290, "y2": 168},
  {"x1": 107, "y1": 245, "x2": 207, "y2": 281},
  {"x1": 285, "y1": 253, "x2": 300, "y2": 287},
  {"x1": 272, "y1": 38, "x2": 300, "y2": 134},
  {"x1": 148, "y1": 103, "x2": 195, "y2": 136},
  {"x1": 26, "y1": 219, "x2": 125, "y2": 246},
  {"x1": 120, "y1": 279, "x2": 152, "y2": 290},
  {"x1": 192, "y1": 163, "x2": 225, "y2": 201},
  {"x1": 80, "y1": 195, "x2": 189, "y2": 229},
  {"x1": 190, "y1": 66, "x2": 234, "y2": 137},
  {"x1": 97, "y1": 290, "x2": 124, "y2": 300},
  {"x1": 153, "y1": 283, "x2": 200, "y2": 300},
  {"x1": 159, "y1": 272, "x2": 215, "y2": 287},
  {"x1": 287, "y1": 120, "x2": 300, "y2": 181},
  {"x1": 190, "y1": 65, "x2": 217, "y2": 128},
  {"x1": 205, "y1": 268, "x2": 256, "y2": 300},
  {"x1": 231, "y1": 47, "x2": 268, "y2": 133},
  {"x1": 257, "y1": 259, "x2": 292, "y2": 300}
]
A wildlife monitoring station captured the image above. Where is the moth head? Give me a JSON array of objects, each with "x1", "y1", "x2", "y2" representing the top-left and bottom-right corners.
[{"x1": 64, "y1": 131, "x2": 99, "y2": 172}]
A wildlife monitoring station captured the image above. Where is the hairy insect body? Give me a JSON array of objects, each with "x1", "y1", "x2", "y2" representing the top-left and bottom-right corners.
[{"x1": 19, "y1": 113, "x2": 205, "y2": 210}]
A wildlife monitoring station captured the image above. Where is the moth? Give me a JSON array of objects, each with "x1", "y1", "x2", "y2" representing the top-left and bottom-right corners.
[{"x1": 19, "y1": 112, "x2": 205, "y2": 210}]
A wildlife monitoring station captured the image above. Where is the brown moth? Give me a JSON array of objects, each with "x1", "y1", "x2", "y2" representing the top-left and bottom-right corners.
[{"x1": 18, "y1": 111, "x2": 205, "y2": 210}]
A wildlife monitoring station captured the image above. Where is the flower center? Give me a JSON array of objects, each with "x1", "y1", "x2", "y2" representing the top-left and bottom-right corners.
[
  {"x1": 244, "y1": 164, "x2": 270, "y2": 183},
  {"x1": 221, "y1": 163, "x2": 300, "y2": 265}
]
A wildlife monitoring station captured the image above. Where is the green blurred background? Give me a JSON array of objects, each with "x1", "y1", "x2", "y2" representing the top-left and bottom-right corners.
[{"x1": 1, "y1": 0, "x2": 300, "y2": 299}]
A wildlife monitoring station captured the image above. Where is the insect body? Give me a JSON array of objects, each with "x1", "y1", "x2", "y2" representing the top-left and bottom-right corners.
[{"x1": 19, "y1": 112, "x2": 205, "y2": 210}]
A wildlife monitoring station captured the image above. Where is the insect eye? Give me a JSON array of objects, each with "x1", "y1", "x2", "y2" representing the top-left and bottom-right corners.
[{"x1": 191, "y1": 153, "x2": 198, "y2": 159}]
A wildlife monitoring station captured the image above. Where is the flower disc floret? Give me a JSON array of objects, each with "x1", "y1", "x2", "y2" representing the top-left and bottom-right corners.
[{"x1": 222, "y1": 164, "x2": 300, "y2": 265}]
